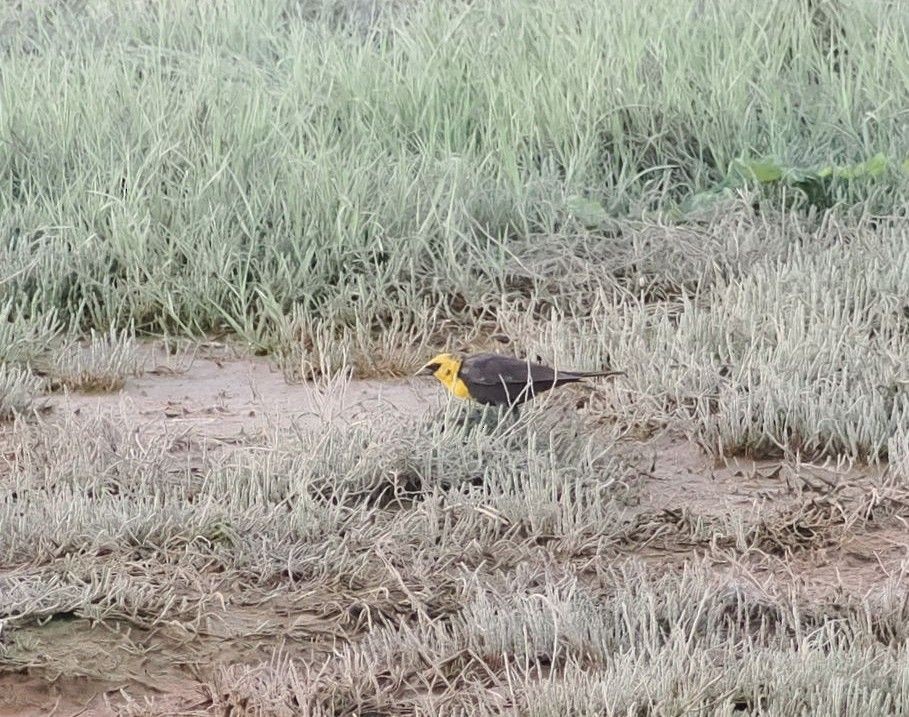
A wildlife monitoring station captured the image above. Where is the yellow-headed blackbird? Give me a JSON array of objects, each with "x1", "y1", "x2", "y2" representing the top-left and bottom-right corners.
[{"x1": 417, "y1": 352, "x2": 622, "y2": 407}]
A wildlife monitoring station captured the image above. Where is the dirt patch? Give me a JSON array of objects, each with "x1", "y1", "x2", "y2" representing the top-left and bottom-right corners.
[
  {"x1": 625, "y1": 430, "x2": 908, "y2": 600},
  {"x1": 0, "y1": 671, "x2": 113, "y2": 717},
  {"x1": 0, "y1": 598, "x2": 339, "y2": 717},
  {"x1": 44, "y1": 343, "x2": 437, "y2": 442}
]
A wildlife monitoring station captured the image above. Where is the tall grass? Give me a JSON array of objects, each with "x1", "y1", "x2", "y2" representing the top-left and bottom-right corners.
[
  {"x1": 1, "y1": 0, "x2": 907, "y2": 337},
  {"x1": 2, "y1": 1, "x2": 906, "y2": 455}
]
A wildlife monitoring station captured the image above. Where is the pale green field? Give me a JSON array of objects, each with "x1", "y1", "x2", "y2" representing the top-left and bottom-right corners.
[{"x1": 2, "y1": 0, "x2": 909, "y2": 714}]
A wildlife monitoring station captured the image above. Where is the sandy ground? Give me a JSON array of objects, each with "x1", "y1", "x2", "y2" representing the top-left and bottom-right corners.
[
  {"x1": 644, "y1": 431, "x2": 908, "y2": 600},
  {"x1": 2, "y1": 346, "x2": 907, "y2": 715},
  {"x1": 47, "y1": 343, "x2": 438, "y2": 440}
]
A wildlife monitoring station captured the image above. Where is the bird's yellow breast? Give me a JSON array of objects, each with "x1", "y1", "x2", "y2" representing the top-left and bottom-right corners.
[
  {"x1": 447, "y1": 376, "x2": 471, "y2": 400},
  {"x1": 431, "y1": 357, "x2": 472, "y2": 400}
]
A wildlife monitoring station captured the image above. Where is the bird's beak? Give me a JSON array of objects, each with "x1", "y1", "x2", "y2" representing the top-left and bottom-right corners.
[{"x1": 415, "y1": 362, "x2": 440, "y2": 377}]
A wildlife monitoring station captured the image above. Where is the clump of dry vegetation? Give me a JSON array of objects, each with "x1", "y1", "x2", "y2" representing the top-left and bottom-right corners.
[
  {"x1": 0, "y1": 364, "x2": 44, "y2": 419},
  {"x1": 46, "y1": 327, "x2": 142, "y2": 392}
]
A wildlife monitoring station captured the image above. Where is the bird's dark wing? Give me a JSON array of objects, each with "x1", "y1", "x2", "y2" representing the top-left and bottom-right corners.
[{"x1": 459, "y1": 353, "x2": 558, "y2": 385}]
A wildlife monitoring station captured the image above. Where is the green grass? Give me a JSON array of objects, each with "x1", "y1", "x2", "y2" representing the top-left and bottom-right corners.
[
  {"x1": 2, "y1": 0, "x2": 908, "y2": 335},
  {"x1": 3, "y1": 0, "x2": 908, "y2": 458},
  {"x1": 503, "y1": 214, "x2": 909, "y2": 460}
]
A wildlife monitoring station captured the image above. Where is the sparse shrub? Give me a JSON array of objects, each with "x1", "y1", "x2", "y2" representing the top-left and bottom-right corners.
[{"x1": 47, "y1": 327, "x2": 141, "y2": 392}]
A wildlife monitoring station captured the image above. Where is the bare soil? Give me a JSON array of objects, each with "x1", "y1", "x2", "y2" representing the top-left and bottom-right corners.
[{"x1": 48, "y1": 343, "x2": 434, "y2": 441}]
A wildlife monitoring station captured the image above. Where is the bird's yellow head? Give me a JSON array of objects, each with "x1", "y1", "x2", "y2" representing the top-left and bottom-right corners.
[{"x1": 416, "y1": 353, "x2": 470, "y2": 399}]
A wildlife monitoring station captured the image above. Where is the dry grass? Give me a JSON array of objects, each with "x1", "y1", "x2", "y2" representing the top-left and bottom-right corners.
[
  {"x1": 0, "y1": 364, "x2": 45, "y2": 419},
  {"x1": 44, "y1": 327, "x2": 142, "y2": 392},
  {"x1": 3, "y1": 390, "x2": 909, "y2": 713}
]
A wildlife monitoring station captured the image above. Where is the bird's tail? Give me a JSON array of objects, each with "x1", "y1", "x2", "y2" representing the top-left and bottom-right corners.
[{"x1": 575, "y1": 370, "x2": 625, "y2": 379}]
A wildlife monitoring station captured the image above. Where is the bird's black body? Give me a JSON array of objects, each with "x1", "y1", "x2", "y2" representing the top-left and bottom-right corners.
[{"x1": 457, "y1": 353, "x2": 616, "y2": 407}]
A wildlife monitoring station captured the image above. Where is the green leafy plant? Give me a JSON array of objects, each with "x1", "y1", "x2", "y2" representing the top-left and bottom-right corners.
[{"x1": 684, "y1": 153, "x2": 906, "y2": 214}]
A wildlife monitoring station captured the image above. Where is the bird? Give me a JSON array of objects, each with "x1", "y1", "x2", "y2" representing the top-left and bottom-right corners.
[{"x1": 416, "y1": 352, "x2": 623, "y2": 408}]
